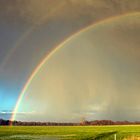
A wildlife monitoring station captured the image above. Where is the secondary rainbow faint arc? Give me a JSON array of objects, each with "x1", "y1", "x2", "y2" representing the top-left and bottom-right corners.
[
  {"x1": 11, "y1": 12, "x2": 140, "y2": 123},
  {"x1": 0, "y1": 7, "x2": 59, "y2": 73}
]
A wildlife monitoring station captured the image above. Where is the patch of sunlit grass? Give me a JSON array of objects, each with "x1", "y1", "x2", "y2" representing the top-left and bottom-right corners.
[{"x1": 123, "y1": 136, "x2": 140, "y2": 140}]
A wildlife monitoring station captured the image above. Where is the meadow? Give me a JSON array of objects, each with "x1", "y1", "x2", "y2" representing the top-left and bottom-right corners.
[{"x1": 0, "y1": 125, "x2": 140, "y2": 140}]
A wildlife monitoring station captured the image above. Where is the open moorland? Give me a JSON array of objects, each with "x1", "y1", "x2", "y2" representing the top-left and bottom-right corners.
[{"x1": 0, "y1": 125, "x2": 140, "y2": 140}]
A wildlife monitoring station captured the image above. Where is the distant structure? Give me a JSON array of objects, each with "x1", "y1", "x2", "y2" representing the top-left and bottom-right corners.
[{"x1": 80, "y1": 117, "x2": 89, "y2": 125}]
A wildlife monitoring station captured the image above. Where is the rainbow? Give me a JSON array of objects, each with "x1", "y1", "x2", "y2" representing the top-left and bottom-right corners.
[{"x1": 10, "y1": 12, "x2": 140, "y2": 124}]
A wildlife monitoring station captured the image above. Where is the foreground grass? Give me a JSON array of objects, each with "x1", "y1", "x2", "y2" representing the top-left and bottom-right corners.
[
  {"x1": 123, "y1": 136, "x2": 140, "y2": 140},
  {"x1": 0, "y1": 125, "x2": 140, "y2": 140}
]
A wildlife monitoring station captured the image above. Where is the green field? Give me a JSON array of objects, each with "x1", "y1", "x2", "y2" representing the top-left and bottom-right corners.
[{"x1": 0, "y1": 125, "x2": 140, "y2": 140}]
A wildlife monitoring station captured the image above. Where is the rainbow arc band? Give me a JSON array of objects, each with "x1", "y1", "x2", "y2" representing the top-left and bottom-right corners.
[{"x1": 10, "y1": 12, "x2": 140, "y2": 125}]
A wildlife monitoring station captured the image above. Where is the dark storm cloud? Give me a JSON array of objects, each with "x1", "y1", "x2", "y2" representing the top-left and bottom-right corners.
[{"x1": 0, "y1": 0, "x2": 139, "y2": 24}]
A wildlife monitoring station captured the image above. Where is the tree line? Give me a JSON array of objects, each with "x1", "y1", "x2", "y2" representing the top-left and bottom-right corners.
[{"x1": 0, "y1": 119, "x2": 140, "y2": 126}]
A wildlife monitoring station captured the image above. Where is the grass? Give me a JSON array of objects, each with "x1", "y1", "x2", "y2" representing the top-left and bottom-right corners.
[
  {"x1": 123, "y1": 136, "x2": 140, "y2": 140},
  {"x1": 0, "y1": 125, "x2": 139, "y2": 140}
]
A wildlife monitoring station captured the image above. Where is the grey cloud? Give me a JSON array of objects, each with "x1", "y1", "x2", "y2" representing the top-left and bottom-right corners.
[{"x1": 0, "y1": 0, "x2": 139, "y2": 24}]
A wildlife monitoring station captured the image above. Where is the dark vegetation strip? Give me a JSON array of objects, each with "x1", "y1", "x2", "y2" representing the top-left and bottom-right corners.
[{"x1": 1, "y1": 118, "x2": 140, "y2": 126}]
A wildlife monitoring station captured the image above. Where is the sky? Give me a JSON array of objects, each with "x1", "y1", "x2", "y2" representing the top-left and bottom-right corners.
[{"x1": 0, "y1": 0, "x2": 140, "y2": 122}]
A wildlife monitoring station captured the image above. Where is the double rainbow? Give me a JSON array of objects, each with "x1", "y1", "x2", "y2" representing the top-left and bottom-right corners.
[{"x1": 10, "y1": 12, "x2": 140, "y2": 124}]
